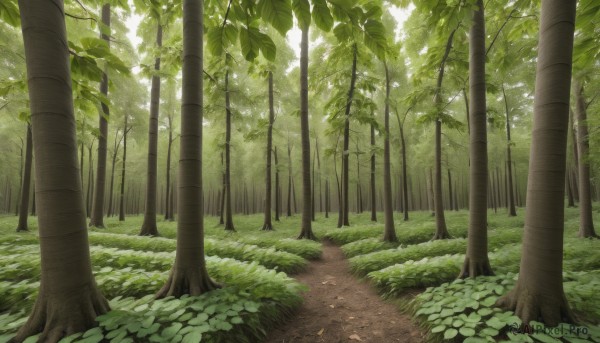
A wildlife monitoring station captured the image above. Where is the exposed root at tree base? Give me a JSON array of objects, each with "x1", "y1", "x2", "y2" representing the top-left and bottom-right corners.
[
  {"x1": 578, "y1": 231, "x2": 598, "y2": 239},
  {"x1": 10, "y1": 284, "x2": 109, "y2": 343},
  {"x1": 156, "y1": 268, "x2": 221, "y2": 298},
  {"x1": 15, "y1": 227, "x2": 28, "y2": 232},
  {"x1": 458, "y1": 257, "x2": 494, "y2": 278},
  {"x1": 496, "y1": 284, "x2": 576, "y2": 327},
  {"x1": 430, "y1": 231, "x2": 451, "y2": 240},
  {"x1": 139, "y1": 225, "x2": 159, "y2": 237},
  {"x1": 297, "y1": 230, "x2": 317, "y2": 241},
  {"x1": 261, "y1": 223, "x2": 274, "y2": 231}
]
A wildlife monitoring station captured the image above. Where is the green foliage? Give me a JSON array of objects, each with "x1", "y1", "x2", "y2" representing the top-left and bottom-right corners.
[
  {"x1": 341, "y1": 238, "x2": 399, "y2": 258},
  {"x1": 257, "y1": 0, "x2": 293, "y2": 36}
]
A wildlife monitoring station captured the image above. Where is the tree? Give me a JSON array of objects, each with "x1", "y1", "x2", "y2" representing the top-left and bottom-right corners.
[
  {"x1": 89, "y1": 4, "x2": 111, "y2": 228},
  {"x1": 15, "y1": 124, "x2": 32, "y2": 232},
  {"x1": 157, "y1": 0, "x2": 219, "y2": 297},
  {"x1": 459, "y1": 0, "x2": 493, "y2": 278},
  {"x1": 13, "y1": 0, "x2": 109, "y2": 339},
  {"x1": 382, "y1": 62, "x2": 396, "y2": 242},
  {"x1": 119, "y1": 115, "x2": 129, "y2": 221},
  {"x1": 496, "y1": 0, "x2": 577, "y2": 326},
  {"x1": 262, "y1": 71, "x2": 275, "y2": 230},
  {"x1": 223, "y1": 57, "x2": 235, "y2": 231}
]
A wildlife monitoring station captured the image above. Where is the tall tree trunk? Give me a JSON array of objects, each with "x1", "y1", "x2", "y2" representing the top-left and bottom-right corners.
[
  {"x1": 157, "y1": 0, "x2": 218, "y2": 296},
  {"x1": 399, "y1": 120, "x2": 409, "y2": 221},
  {"x1": 224, "y1": 66, "x2": 235, "y2": 231},
  {"x1": 219, "y1": 152, "x2": 225, "y2": 224},
  {"x1": 382, "y1": 63, "x2": 397, "y2": 242},
  {"x1": 16, "y1": 138, "x2": 23, "y2": 216},
  {"x1": 311, "y1": 140, "x2": 316, "y2": 221},
  {"x1": 274, "y1": 146, "x2": 280, "y2": 221},
  {"x1": 497, "y1": 0, "x2": 577, "y2": 326},
  {"x1": 119, "y1": 117, "x2": 128, "y2": 221},
  {"x1": 107, "y1": 129, "x2": 120, "y2": 217},
  {"x1": 459, "y1": 0, "x2": 493, "y2": 277},
  {"x1": 89, "y1": 3, "x2": 111, "y2": 228},
  {"x1": 287, "y1": 139, "x2": 292, "y2": 217},
  {"x1": 574, "y1": 81, "x2": 597, "y2": 238},
  {"x1": 341, "y1": 44, "x2": 358, "y2": 227},
  {"x1": 31, "y1": 181, "x2": 36, "y2": 216},
  {"x1": 566, "y1": 172, "x2": 575, "y2": 207},
  {"x1": 427, "y1": 169, "x2": 434, "y2": 216},
  {"x1": 165, "y1": 115, "x2": 174, "y2": 221},
  {"x1": 447, "y1": 169, "x2": 454, "y2": 212},
  {"x1": 325, "y1": 178, "x2": 330, "y2": 218},
  {"x1": 16, "y1": 125, "x2": 33, "y2": 232},
  {"x1": 355, "y1": 140, "x2": 362, "y2": 214},
  {"x1": 569, "y1": 108, "x2": 579, "y2": 202},
  {"x1": 297, "y1": 25, "x2": 316, "y2": 239},
  {"x1": 262, "y1": 72, "x2": 275, "y2": 230},
  {"x1": 502, "y1": 84, "x2": 517, "y2": 216},
  {"x1": 86, "y1": 142, "x2": 94, "y2": 217},
  {"x1": 14, "y1": 1, "x2": 110, "y2": 339},
  {"x1": 140, "y1": 24, "x2": 163, "y2": 236},
  {"x1": 370, "y1": 119, "x2": 377, "y2": 222}
]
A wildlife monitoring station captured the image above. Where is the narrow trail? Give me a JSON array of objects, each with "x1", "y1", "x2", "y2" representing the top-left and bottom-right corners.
[{"x1": 265, "y1": 241, "x2": 424, "y2": 343}]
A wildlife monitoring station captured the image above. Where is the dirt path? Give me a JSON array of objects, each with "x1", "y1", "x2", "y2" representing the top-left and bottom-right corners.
[{"x1": 265, "y1": 241, "x2": 424, "y2": 343}]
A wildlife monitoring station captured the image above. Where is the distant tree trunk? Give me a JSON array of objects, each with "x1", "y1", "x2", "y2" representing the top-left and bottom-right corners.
[
  {"x1": 89, "y1": 3, "x2": 111, "y2": 228},
  {"x1": 497, "y1": 0, "x2": 577, "y2": 326},
  {"x1": 219, "y1": 152, "x2": 225, "y2": 224},
  {"x1": 165, "y1": 114, "x2": 174, "y2": 221},
  {"x1": 574, "y1": 81, "x2": 597, "y2": 238},
  {"x1": 311, "y1": 139, "x2": 316, "y2": 221},
  {"x1": 325, "y1": 178, "x2": 330, "y2": 218},
  {"x1": 157, "y1": 0, "x2": 218, "y2": 296},
  {"x1": 16, "y1": 125, "x2": 33, "y2": 232},
  {"x1": 427, "y1": 169, "x2": 434, "y2": 216},
  {"x1": 118, "y1": 117, "x2": 128, "y2": 221},
  {"x1": 13, "y1": 0, "x2": 110, "y2": 338},
  {"x1": 170, "y1": 179, "x2": 175, "y2": 219},
  {"x1": 463, "y1": 87, "x2": 470, "y2": 134},
  {"x1": 31, "y1": 181, "x2": 36, "y2": 216},
  {"x1": 447, "y1": 169, "x2": 454, "y2": 212},
  {"x1": 459, "y1": 0, "x2": 493, "y2": 277},
  {"x1": 566, "y1": 173, "x2": 575, "y2": 207},
  {"x1": 223, "y1": 66, "x2": 235, "y2": 231},
  {"x1": 355, "y1": 140, "x2": 362, "y2": 214},
  {"x1": 569, "y1": 109, "x2": 580, "y2": 202},
  {"x1": 287, "y1": 139, "x2": 293, "y2": 217},
  {"x1": 80, "y1": 140, "x2": 84, "y2": 190},
  {"x1": 274, "y1": 146, "x2": 280, "y2": 221},
  {"x1": 86, "y1": 141, "x2": 94, "y2": 217},
  {"x1": 297, "y1": 24, "x2": 316, "y2": 240},
  {"x1": 140, "y1": 24, "x2": 163, "y2": 237},
  {"x1": 262, "y1": 73, "x2": 274, "y2": 229},
  {"x1": 16, "y1": 138, "x2": 23, "y2": 216},
  {"x1": 382, "y1": 63, "x2": 397, "y2": 243},
  {"x1": 107, "y1": 129, "x2": 120, "y2": 218},
  {"x1": 341, "y1": 44, "x2": 358, "y2": 227},
  {"x1": 370, "y1": 119, "x2": 377, "y2": 222},
  {"x1": 398, "y1": 114, "x2": 410, "y2": 221},
  {"x1": 335, "y1": 146, "x2": 343, "y2": 228},
  {"x1": 502, "y1": 84, "x2": 517, "y2": 216}
]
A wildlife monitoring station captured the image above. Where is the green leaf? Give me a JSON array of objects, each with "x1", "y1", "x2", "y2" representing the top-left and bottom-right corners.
[
  {"x1": 258, "y1": 0, "x2": 293, "y2": 35},
  {"x1": 162, "y1": 323, "x2": 183, "y2": 340},
  {"x1": 363, "y1": 19, "x2": 387, "y2": 60},
  {"x1": 259, "y1": 33, "x2": 277, "y2": 61},
  {"x1": 239, "y1": 26, "x2": 263, "y2": 61},
  {"x1": 459, "y1": 327, "x2": 476, "y2": 337},
  {"x1": 312, "y1": 0, "x2": 333, "y2": 31},
  {"x1": 292, "y1": 0, "x2": 311, "y2": 29},
  {"x1": 182, "y1": 331, "x2": 202, "y2": 343},
  {"x1": 444, "y1": 328, "x2": 458, "y2": 339},
  {"x1": 189, "y1": 313, "x2": 209, "y2": 325},
  {"x1": 0, "y1": 0, "x2": 19, "y2": 27},
  {"x1": 531, "y1": 333, "x2": 562, "y2": 343},
  {"x1": 431, "y1": 325, "x2": 446, "y2": 333}
]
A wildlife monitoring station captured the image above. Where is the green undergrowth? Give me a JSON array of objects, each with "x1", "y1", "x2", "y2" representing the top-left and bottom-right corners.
[
  {"x1": 349, "y1": 228, "x2": 523, "y2": 276},
  {"x1": 341, "y1": 237, "x2": 399, "y2": 258},
  {"x1": 404, "y1": 273, "x2": 600, "y2": 343}
]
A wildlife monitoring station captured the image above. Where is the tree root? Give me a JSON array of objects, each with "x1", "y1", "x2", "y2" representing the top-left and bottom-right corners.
[
  {"x1": 297, "y1": 230, "x2": 317, "y2": 241},
  {"x1": 139, "y1": 224, "x2": 159, "y2": 237},
  {"x1": 156, "y1": 267, "x2": 220, "y2": 298},
  {"x1": 261, "y1": 223, "x2": 274, "y2": 231},
  {"x1": 10, "y1": 283, "x2": 109, "y2": 343},
  {"x1": 458, "y1": 257, "x2": 494, "y2": 278},
  {"x1": 431, "y1": 231, "x2": 451, "y2": 240},
  {"x1": 496, "y1": 283, "x2": 576, "y2": 327}
]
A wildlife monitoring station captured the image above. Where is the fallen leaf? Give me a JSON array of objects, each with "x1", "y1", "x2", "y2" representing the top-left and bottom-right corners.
[
  {"x1": 317, "y1": 328, "x2": 324, "y2": 336},
  {"x1": 349, "y1": 334, "x2": 362, "y2": 341}
]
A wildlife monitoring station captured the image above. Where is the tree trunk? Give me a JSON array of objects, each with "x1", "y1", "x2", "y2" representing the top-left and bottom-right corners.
[
  {"x1": 119, "y1": 117, "x2": 128, "y2": 221},
  {"x1": 496, "y1": 0, "x2": 577, "y2": 326},
  {"x1": 13, "y1": 1, "x2": 110, "y2": 339},
  {"x1": 107, "y1": 129, "x2": 120, "y2": 217},
  {"x1": 274, "y1": 146, "x2": 280, "y2": 221},
  {"x1": 341, "y1": 44, "x2": 358, "y2": 227},
  {"x1": 399, "y1": 122, "x2": 409, "y2": 221},
  {"x1": 325, "y1": 178, "x2": 329, "y2": 218},
  {"x1": 574, "y1": 81, "x2": 597, "y2": 238},
  {"x1": 287, "y1": 139, "x2": 292, "y2": 217},
  {"x1": 165, "y1": 115, "x2": 174, "y2": 221},
  {"x1": 86, "y1": 142, "x2": 94, "y2": 217},
  {"x1": 157, "y1": 0, "x2": 218, "y2": 296},
  {"x1": 502, "y1": 84, "x2": 517, "y2": 216},
  {"x1": 89, "y1": 3, "x2": 111, "y2": 228},
  {"x1": 262, "y1": 72, "x2": 275, "y2": 230},
  {"x1": 140, "y1": 24, "x2": 163, "y2": 236},
  {"x1": 459, "y1": 0, "x2": 493, "y2": 278},
  {"x1": 382, "y1": 63, "x2": 397, "y2": 243},
  {"x1": 16, "y1": 125, "x2": 33, "y2": 232},
  {"x1": 219, "y1": 151, "x2": 225, "y2": 224},
  {"x1": 297, "y1": 25, "x2": 316, "y2": 240},
  {"x1": 370, "y1": 119, "x2": 377, "y2": 222},
  {"x1": 311, "y1": 140, "x2": 316, "y2": 221},
  {"x1": 224, "y1": 66, "x2": 235, "y2": 231},
  {"x1": 569, "y1": 108, "x2": 579, "y2": 202},
  {"x1": 447, "y1": 169, "x2": 454, "y2": 213}
]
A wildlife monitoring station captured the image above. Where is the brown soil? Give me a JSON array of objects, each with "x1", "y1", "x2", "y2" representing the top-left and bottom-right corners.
[{"x1": 265, "y1": 241, "x2": 424, "y2": 343}]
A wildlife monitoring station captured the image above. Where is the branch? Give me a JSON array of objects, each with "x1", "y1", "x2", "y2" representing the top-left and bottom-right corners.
[
  {"x1": 586, "y1": 92, "x2": 599, "y2": 110},
  {"x1": 486, "y1": 8, "x2": 517, "y2": 56},
  {"x1": 65, "y1": 12, "x2": 97, "y2": 23}
]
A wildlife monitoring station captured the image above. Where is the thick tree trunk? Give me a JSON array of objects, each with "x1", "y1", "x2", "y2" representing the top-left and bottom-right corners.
[
  {"x1": 119, "y1": 117, "x2": 128, "y2": 221},
  {"x1": 140, "y1": 24, "x2": 163, "y2": 236},
  {"x1": 157, "y1": 0, "x2": 218, "y2": 296},
  {"x1": 89, "y1": 4, "x2": 111, "y2": 228},
  {"x1": 341, "y1": 44, "x2": 358, "y2": 227},
  {"x1": 14, "y1": 1, "x2": 110, "y2": 339},
  {"x1": 223, "y1": 67, "x2": 235, "y2": 231},
  {"x1": 297, "y1": 25, "x2": 316, "y2": 240},
  {"x1": 262, "y1": 72, "x2": 275, "y2": 230},
  {"x1": 382, "y1": 64, "x2": 397, "y2": 243},
  {"x1": 16, "y1": 125, "x2": 33, "y2": 232},
  {"x1": 497, "y1": 0, "x2": 577, "y2": 326},
  {"x1": 370, "y1": 120, "x2": 377, "y2": 222},
  {"x1": 574, "y1": 81, "x2": 597, "y2": 238},
  {"x1": 459, "y1": 0, "x2": 493, "y2": 278},
  {"x1": 274, "y1": 146, "x2": 280, "y2": 221}
]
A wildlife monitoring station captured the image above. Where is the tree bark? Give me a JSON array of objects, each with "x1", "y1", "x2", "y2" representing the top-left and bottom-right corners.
[
  {"x1": 219, "y1": 151, "x2": 225, "y2": 224},
  {"x1": 140, "y1": 24, "x2": 163, "y2": 236},
  {"x1": 370, "y1": 118, "x2": 377, "y2": 222},
  {"x1": 287, "y1": 138, "x2": 293, "y2": 217},
  {"x1": 107, "y1": 129, "x2": 120, "y2": 218},
  {"x1": 223, "y1": 66, "x2": 235, "y2": 230},
  {"x1": 496, "y1": 0, "x2": 577, "y2": 326},
  {"x1": 459, "y1": 0, "x2": 493, "y2": 278},
  {"x1": 274, "y1": 146, "x2": 280, "y2": 221},
  {"x1": 86, "y1": 141, "x2": 94, "y2": 217},
  {"x1": 157, "y1": 0, "x2": 219, "y2": 297},
  {"x1": 382, "y1": 63, "x2": 397, "y2": 242},
  {"x1": 502, "y1": 84, "x2": 517, "y2": 216},
  {"x1": 262, "y1": 72, "x2": 275, "y2": 230},
  {"x1": 16, "y1": 125, "x2": 33, "y2": 232},
  {"x1": 297, "y1": 25, "x2": 316, "y2": 240},
  {"x1": 341, "y1": 44, "x2": 358, "y2": 227},
  {"x1": 119, "y1": 117, "x2": 128, "y2": 221},
  {"x1": 89, "y1": 3, "x2": 111, "y2": 228},
  {"x1": 574, "y1": 81, "x2": 597, "y2": 238},
  {"x1": 13, "y1": 1, "x2": 110, "y2": 339},
  {"x1": 165, "y1": 114, "x2": 174, "y2": 221}
]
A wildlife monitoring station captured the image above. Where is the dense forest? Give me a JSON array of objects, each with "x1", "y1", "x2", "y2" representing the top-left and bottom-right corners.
[{"x1": 0, "y1": 0, "x2": 599, "y2": 342}]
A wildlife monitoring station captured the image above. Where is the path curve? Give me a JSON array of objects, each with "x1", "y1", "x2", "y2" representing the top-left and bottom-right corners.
[{"x1": 265, "y1": 241, "x2": 424, "y2": 343}]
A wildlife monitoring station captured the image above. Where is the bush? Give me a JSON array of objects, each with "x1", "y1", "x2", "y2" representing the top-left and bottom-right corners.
[{"x1": 341, "y1": 238, "x2": 399, "y2": 258}]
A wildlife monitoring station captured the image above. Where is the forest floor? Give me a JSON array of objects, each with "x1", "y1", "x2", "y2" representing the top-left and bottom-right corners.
[{"x1": 265, "y1": 241, "x2": 424, "y2": 343}]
